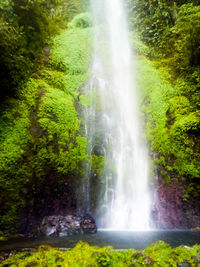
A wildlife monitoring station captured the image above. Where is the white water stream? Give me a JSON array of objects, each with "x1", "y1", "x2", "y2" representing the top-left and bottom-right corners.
[{"x1": 88, "y1": 0, "x2": 151, "y2": 230}]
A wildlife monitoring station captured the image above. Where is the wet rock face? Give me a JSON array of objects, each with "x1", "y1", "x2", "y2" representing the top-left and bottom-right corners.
[
  {"x1": 39, "y1": 214, "x2": 97, "y2": 237},
  {"x1": 151, "y1": 179, "x2": 200, "y2": 229}
]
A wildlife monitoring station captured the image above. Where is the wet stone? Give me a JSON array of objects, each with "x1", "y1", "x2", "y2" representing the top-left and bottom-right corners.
[
  {"x1": 38, "y1": 214, "x2": 97, "y2": 237},
  {"x1": 177, "y1": 262, "x2": 191, "y2": 267}
]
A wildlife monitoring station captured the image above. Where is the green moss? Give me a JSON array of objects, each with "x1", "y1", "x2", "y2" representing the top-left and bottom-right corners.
[
  {"x1": 79, "y1": 91, "x2": 94, "y2": 107},
  {"x1": 1, "y1": 241, "x2": 200, "y2": 266},
  {"x1": 38, "y1": 85, "x2": 80, "y2": 141},
  {"x1": 68, "y1": 12, "x2": 92, "y2": 29},
  {"x1": 130, "y1": 33, "x2": 150, "y2": 57},
  {"x1": 0, "y1": 95, "x2": 34, "y2": 232},
  {"x1": 135, "y1": 56, "x2": 200, "y2": 183},
  {"x1": 91, "y1": 155, "x2": 105, "y2": 176},
  {"x1": 0, "y1": 230, "x2": 6, "y2": 241},
  {"x1": 49, "y1": 27, "x2": 91, "y2": 74},
  {"x1": 0, "y1": 16, "x2": 92, "y2": 234},
  {"x1": 46, "y1": 24, "x2": 92, "y2": 98}
]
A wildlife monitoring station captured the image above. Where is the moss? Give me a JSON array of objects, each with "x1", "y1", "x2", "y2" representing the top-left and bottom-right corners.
[
  {"x1": 135, "y1": 56, "x2": 200, "y2": 185},
  {"x1": 130, "y1": 33, "x2": 150, "y2": 57},
  {"x1": 0, "y1": 15, "x2": 92, "y2": 234},
  {"x1": 91, "y1": 155, "x2": 105, "y2": 176},
  {"x1": 38, "y1": 85, "x2": 80, "y2": 142},
  {"x1": 68, "y1": 12, "x2": 92, "y2": 29},
  {"x1": 0, "y1": 94, "x2": 34, "y2": 232},
  {"x1": 49, "y1": 27, "x2": 91, "y2": 74},
  {"x1": 0, "y1": 231, "x2": 6, "y2": 241},
  {"x1": 1, "y1": 241, "x2": 200, "y2": 266}
]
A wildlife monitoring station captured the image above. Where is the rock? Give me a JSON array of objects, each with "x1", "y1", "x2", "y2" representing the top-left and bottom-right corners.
[
  {"x1": 38, "y1": 214, "x2": 97, "y2": 237},
  {"x1": 191, "y1": 226, "x2": 200, "y2": 231},
  {"x1": 0, "y1": 252, "x2": 12, "y2": 263},
  {"x1": 80, "y1": 214, "x2": 97, "y2": 234},
  {"x1": 151, "y1": 178, "x2": 200, "y2": 229},
  {"x1": 43, "y1": 45, "x2": 50, "y2": 63},
  {"x1": 191, "y1": 255, "x2": 200, "y2": 265},
  {"x1": 143, "y1": 257, "x2": 152, "y2": 265},
  {"x1": 177, "y1": 262, "x2": 191, "y2": 267}
]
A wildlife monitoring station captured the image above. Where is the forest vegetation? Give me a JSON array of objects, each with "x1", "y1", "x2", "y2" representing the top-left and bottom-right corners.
[{"x1": 1, "y1": 241, "x2": 200, "y2": 266}]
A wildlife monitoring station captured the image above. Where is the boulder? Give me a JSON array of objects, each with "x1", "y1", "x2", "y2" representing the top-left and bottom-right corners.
[{"x1": 38, "y1": 214, "x2": 97, "y2": 237}]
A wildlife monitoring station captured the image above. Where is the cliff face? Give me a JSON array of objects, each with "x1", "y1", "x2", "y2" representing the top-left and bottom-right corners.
[{"x1": 152, "y1": 178, "x2": 200, "y2": 229}]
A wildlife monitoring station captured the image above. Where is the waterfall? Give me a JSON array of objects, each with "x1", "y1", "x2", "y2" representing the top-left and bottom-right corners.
[{"x1": 87, "y1": 0, "x2": 151, "y2": 230}]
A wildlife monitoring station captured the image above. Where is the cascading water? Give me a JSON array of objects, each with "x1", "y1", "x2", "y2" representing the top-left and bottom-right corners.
[{"x1": 86, "y1": 0, "x2": 151, "y2": 230}]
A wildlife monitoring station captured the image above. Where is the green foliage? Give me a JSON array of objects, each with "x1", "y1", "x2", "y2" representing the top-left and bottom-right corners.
[
  {"x1": 130, "y1": 0, "x2": 200, "y2": 195},
  {"x1": 142, "y1": 240, "x2": 200, "y2": 266},
  {"x1": 0, "y1": 230, "x2": 6, "y2": 241},
  {"x1": 48, "y1": 26, "x2": 91, "y2": 99},
  {"x1": 59, "y1": 0, "x2": 89, "y2": 22},
  {"x1": 127, "y1": 1, "x2": 200, "y2": 71},
  {"x1": 0, "y1": 0, "x2": 89, "y2": 101},
  {"x1": 0, "y1": 242, "x2": 110, "y2": 267},
  {"x1": 130, "y1": 33, "x2": 150, "y2": 57},
  {"x1": 1, "y1": 241, "x2": 200, "y2": 266},
  {"x1": 126, "y1": 0, "x2": 175, "y2": 47},
  {"x1": 135, "y1": 56, "x2": 200, "y2": 183},
  {"x1": 0, "y1": 0, "x2": 62, "y2": 101},
  {"x1": 68, "y1": 12, "x2": 92, "y2": 29},
  {"x1": 40, "y1": 69, "x2": 87, "y2": 95},
  {"x1": 49, "y1": 27, "x2": 91, "y2": 74},
  {"x1": 38, "y1": 86, "x2": 80, "y2": 142},
  {"x1": 91, "y1": 155, "x2": 105, "y2": 176},
  {"x1": 11, "y1": 0, "x2": 56, "y2": 49},
  {"x1": 0, "y1": 20, "x2": 92, "y2": 233},
  {"x1": 169, "y1": 4, "x2": 200, "y2": 74},
  {"x1": 0, "y1": 19, "x2": 32, "y2": 100},
  {"x1": 0, "y1": 96, "x2": 33, "y2": 232}
]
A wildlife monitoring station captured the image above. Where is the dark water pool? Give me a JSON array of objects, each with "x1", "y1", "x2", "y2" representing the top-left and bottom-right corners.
[{"x1": 0, "y1": 230, "x2": 199, "y2": 252}]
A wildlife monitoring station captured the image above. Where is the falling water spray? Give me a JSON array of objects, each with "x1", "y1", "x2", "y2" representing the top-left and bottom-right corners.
[{"x1": 87, "y1": 0, "x2": 151, "y2": 230}]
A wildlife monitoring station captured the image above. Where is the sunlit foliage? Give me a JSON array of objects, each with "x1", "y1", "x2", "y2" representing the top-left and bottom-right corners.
[{"x1": 1, "y1": 241, "x2": 200, "y2": 266}]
